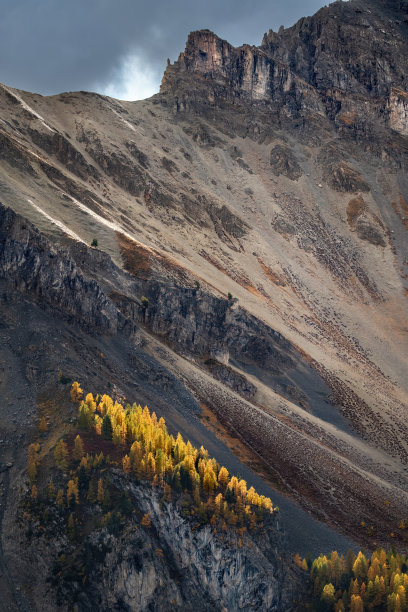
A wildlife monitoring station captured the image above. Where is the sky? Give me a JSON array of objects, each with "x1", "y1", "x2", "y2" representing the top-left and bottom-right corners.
[{"x1": 0, "y1": 0, "x2": 330, "y2": 101}]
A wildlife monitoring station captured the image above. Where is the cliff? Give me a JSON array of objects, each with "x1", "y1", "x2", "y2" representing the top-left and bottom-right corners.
[
  {"x1": 19, "y1": 475, "x2": 300, "y2": 612},
  {"x1": 161, "y1": 0, "x2": 408, "y2": 164}
]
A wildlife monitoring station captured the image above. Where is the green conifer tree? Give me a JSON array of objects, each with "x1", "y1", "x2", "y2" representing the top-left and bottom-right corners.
[{"x1": 102, "y1": 414, "x2": 113, "y2": 440}]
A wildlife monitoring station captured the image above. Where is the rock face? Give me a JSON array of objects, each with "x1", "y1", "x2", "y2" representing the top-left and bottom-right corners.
[
  {"x1": 389, "y1": 88, "x2": 408, "y2": 135},
  {"x1": 22, "y1": 478, "x2": 300, "y2": 612},
  {"x1": 0, "y1": 204, "x2": 123, "y2": 333},
  {"x1": 270, "y1": 144, "x2": 302, "y2": 180},
  {"x1": 161, "y1": 0, "x2": 408, "y2": 163},
  {"x1": 99, "y1": 479, "x2": 296, "y2": 612}
]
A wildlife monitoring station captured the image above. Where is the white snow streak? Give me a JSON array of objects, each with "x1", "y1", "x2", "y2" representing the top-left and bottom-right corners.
[
  {"x1": 67, "y1": 194, "x2": 141, "y2": 245},
  {"x1": 27, "y1": 199, "x2": 85, "y2": 243},
  {"x1": 2, "y1": 85, "x2": 55, "y2": 133},
  {"x1": 111, "y1": 108, "x2": 145, "y2": 136}
]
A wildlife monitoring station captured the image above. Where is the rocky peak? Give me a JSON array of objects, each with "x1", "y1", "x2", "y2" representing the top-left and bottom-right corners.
[
  {"x1": 181, "y1": 29, "x2": 234, "y2": 74},
  {"x1": 161, "y1": 29, "x2": 274, "y2": 103},
  {"x1": 163, "y1": 0, "x2": 408, "y2": 102},
  {"x1": 160, "y1": 0, "x2": 408, "y2": 148}
]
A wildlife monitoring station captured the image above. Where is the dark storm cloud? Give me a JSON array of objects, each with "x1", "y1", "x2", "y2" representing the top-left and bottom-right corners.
[{"x1": 0, "y1": 0, "x2": 327, "y2": 97}]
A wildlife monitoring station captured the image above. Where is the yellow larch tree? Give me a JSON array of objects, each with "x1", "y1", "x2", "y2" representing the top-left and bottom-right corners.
[
  {"x1": 70, "y1": 381, "x2": 83, "y2": 403},
  {"x1": 73, "y1": 435, "x2": 84, "y2": 461},
  {"x1": 97, "y1": 478, "x2": 104, "y2": 504}
]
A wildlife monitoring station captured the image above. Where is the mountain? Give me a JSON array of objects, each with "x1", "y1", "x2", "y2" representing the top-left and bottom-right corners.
[{"x1": 0, "y1": 0, "x2": 407, "y2": 609}]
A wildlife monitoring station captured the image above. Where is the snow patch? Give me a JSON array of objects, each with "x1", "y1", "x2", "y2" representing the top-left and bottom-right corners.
[
  {"x1": 67, "y1": 193, "x2": 147, "y2": 246},
  {"x1": 2, "y1": 85, "x2": 55, "y2": 133},
  {"x1": 27, "y1": 199, "x2": 85, "y2": 243},
  {"x1": 111, "y1": 108, "x2": 145, "y2": 136}
]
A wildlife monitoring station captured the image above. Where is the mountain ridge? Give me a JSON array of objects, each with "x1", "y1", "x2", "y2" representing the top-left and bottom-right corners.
[{"x1": 0, "y1": 0, "x2": 408, "y2": 608}]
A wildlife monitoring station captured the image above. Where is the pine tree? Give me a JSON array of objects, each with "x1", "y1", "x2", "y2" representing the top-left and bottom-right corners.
[
  {"x1": 215, "y1": 493, "x2": 223, "y2": 516},
  {"x1": 78, "y1": 403, "x2": 92, "y2": 430},
  {"x1": 67, "y1": 514, "x2": 75, "y2": 541},
  {"x1": 56, "y1": 489, "x2": 64, "y2": 509},
  {"x1": 47, "y1": 481, "x2": 56, "y2": 499},
  {"x1": 78, "y1": 464, "x2": 89, "y2": 492},
  {"x1": 203, "y1": 465, "x2": 217, "y2": 493},
  {"x1": 54, "y1": 440, "x2": 68, "y2": 471},
  {"x1": 218, "y1": 466, "x2": 229, "y2": 488},
  {"x1": 73, "y1": 435, "x2": 84, "y2": 461},
  {"x1": 120, "y1": 492, "x2": 132, "y2": 516},
  {"x1": 122, "y1": 455, "x2": 131, "y2": 474},
  {"x1": 349, "y1": 594, "x2": 364, "y2": 612},
  {"x1": 67, "y1": 479, "x2": 79, "y2": 508},
  {"x1": 103, "y1": 488, "x2": 111, "y2": 510},
  {"x1": 353, "y1": 551, "x2": 368, "y2": 580},
  {"x1": 102, "y1": 414, "x2": 113, "y2": 441},
  {"x1": 87, "y1": 479, "x2": 96, "y2": 503}
]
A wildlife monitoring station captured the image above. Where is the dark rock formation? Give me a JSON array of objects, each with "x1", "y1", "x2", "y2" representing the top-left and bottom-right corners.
[
  {"x1": 270, "y1": 144, "x2": 302, "y2": 180},
  {"x1": 22, "y1": 476, "x2": 302, "y2": 612},
  {"x1": 0, "y1": 203, "x2": 123, "y2": 333},
  {"x1": 160, "y1": 0, "x2": 408, "y2": 167},
  {"x1": 27, "y1": 128, "x2": 99, "y2": 181},
  {"x1": 204, "y1": 358, "x2": 257, "y2": 399}
]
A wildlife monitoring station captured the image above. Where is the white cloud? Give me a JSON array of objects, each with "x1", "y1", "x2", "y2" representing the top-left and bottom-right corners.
[{"x1": 98, "y1": 53, "x2": 161, "y2": 101}]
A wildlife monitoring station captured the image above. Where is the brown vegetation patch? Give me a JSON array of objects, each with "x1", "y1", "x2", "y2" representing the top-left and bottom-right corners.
[
  {"x1": 117, "y1": 233, "x2": 152, "y2": 279},
  {"x1": 346, "y1": 196, "x2": 366, "y2": 227},
  {"x1": 400, "y1": 195, "x2": 408, "y2": 215},
  {"x1": 118, "y1": 232, "x2": 193, "y2": 286},
  {"x1": 66, "y1": 429, "x2": 127, "y2": 463}
]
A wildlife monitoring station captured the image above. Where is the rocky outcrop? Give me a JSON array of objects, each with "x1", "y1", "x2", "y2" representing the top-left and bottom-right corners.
[
  {"x1": 204, "y1": 358, "x2": 257, "y2": 399},
  {"x1": 23, "y1": 476, "x2": 301, "y2": 612},
  {"x1": 27, "y1": 128, "x2": 99, "y2": 181},
  {"x1": 98, "y1": 479, "x2": 298, "y2": 612},
  {"x1": 261, "y1": 0, "x2": 408, "y2": 99},
  {"x1": 111, "y1": 278, "x2": 294, "y2": 375},
  {"x1": 160, "y1": 0, "x2": 408, "y2": 165},
  {"x1": 0, "y1": 203, "x2": 124, "y2": 332},
  {"x1": 389, "y1": 87, "x2": 408, "y2": 135},
  {"x1": 270, "y1": 144, "x2": 302, "y2": 180},
  {"x1": 0, "y1": 203, "x2": 329, "y2": 413},
  {"x1": 161, "y1": 28, "x2": 313, "y2": 108}
]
